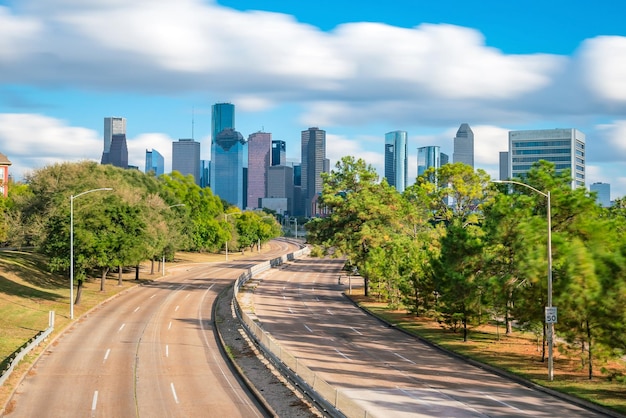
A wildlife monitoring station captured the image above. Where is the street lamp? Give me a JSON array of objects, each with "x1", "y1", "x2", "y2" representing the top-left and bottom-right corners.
[
  {"x1": 493, "y1": 179, "x2": 554, "y2": 380},
  {"x1": 70, "y1": 187, "x2": 113, "y2": 319}
]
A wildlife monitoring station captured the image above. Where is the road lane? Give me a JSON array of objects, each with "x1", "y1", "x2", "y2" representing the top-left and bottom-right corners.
[
  {"x1": 251, "y1": 257, "x2": 608, "y2": 418},
  {"x1": 5, "y1": 240, "x2": 298, "y2": 418}
]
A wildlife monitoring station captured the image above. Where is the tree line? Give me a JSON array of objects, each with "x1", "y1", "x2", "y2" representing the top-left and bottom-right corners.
[
  {"x1": 0, "y1": 161, "x2": 282, "y2": 303},
  {"x1": 306, "y1": 156, "x2": 626, "y2": 380}
]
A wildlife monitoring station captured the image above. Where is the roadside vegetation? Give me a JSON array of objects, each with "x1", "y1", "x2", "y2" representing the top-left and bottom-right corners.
[{"x1": 307, "y1": 157, "x2": 626, "y2": 411}]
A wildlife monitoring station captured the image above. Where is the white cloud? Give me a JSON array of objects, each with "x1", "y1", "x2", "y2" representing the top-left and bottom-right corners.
[
  {"x1": 579, "y1": 36, "x2": 626, "y2": 103},
  {"x1": 127, "y1": 133, "x2": 174, "y2": 173}
]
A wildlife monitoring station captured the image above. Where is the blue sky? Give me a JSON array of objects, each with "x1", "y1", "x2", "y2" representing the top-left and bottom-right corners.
[{"x1": 1, "y1": 0, "x2": 626, "y2": 199}]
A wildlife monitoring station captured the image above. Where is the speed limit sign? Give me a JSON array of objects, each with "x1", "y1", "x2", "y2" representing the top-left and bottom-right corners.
[{"x1": 545, "y1": 307, "x2": 558, "y2": 324}]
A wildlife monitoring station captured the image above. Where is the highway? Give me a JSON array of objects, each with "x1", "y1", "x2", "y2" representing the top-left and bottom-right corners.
[
  {"x1": 4, "y1": 240, "x2": 297, "y2": 418},
  {"x1": 251, "y1": 257, "x2": 609, "y2": 418}
]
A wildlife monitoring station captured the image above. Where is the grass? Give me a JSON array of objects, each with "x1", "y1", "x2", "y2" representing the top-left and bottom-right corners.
[{"x1": 348, "y1": 291, "x2": 626, "y2": 416}]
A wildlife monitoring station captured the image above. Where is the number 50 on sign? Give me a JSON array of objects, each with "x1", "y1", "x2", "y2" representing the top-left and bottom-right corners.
[{"x1": 545, "y1": 307, "x2": 558, "y2": 324}]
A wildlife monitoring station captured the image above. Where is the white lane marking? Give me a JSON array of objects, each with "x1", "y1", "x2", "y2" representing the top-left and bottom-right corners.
[
  {"x1": 289, "y1": 307, "x2": 293, "y2": 314},
  {"x1": 103, "y1": 348, "x2": 111, "y2": 362},
  {"x1": 91, "y1": 391, "x2": 98, "y2": 411},
  {"x1": 118, "y1": 323, "x2": 126, "y2": 332},
  {"x1": 165, "y1": 345, "x2": 169, "y2": 357},
  {"x1": 326, "y1": 309, "x2": 333, "y2": 315},
  {"x1": 350, "y1": 327, "x2": 362, "y2": 335},
  {"x1": 393, "y1": 352, "x2": 416, "y2": 364},
  {"x1": 150, "y1": 294, "x2": 156, "y2": 299},
  {"x1": 283, "y1": 295, "x2": 286, "y2": 300},
  {"x1": 133, "y1": 306, "x2": 140, "y2": 313},
  {"x1": 168, "y1": 321, "x2": 172, "y2": 330},
  {"x1": 175, "y1": 305, "x2": 180, "y2": 312},
  {"x1": 304, "y1": 324, "x2": 313, "y2": 333},
  {"x1": 185, "y1": 294, "x2": 190, "y2": 299},
  {"x1": 170, "y1": 383, "x2": 179, "y2": 404},
  {"x1": 335, "y1": 348, "x2": 350, "y2": 360},
  {"x1": 282, "y1": 286, "x2": 286, "y2": 291},
  {"x1": 481, "y1": 392, "x2": 525, "y2": 413}
]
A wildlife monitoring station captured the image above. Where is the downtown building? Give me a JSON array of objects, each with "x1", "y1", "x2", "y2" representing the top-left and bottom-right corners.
[
  {"x1": 247, "y1": 131, "x2": 272, "y2": 209},
  {"x1": 300, "y1": 127, "x2": 329, "y2": 217},
  {"x1": 172, "y1": 139, "x2": 201, "y2": 185},
  {"x1": 590, "y1": 182, "x2": 611, "y2": 207},
  {"x1": 508, "y1": 128, "x2": 586, "y2": 189},
  {"x1": 384, "y1": 131, "x2": 408, "y2": 192},
  {"x1": 453, "y1": 123, "x2": 474, "y2": 168},
  {"x1": 101, "y1": 117, "x2": 128, "y2": 169},
  {"x1": 145, "y1": 149, "x2": 164, "y2": 176},
  {"x1": 418, "y1": 146, "x2": 444, "y2": 176}
]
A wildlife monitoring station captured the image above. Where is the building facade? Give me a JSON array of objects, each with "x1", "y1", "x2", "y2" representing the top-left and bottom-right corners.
[
  {"x1": 271, "y1": 140, "x2": 286, "y2": 166},
  {"x1": 145, "y1": 148, "x2": 164, "y2": 176},
  {"x1": 265, "y1": 165, "x2": 295, "y2": 215},
  {"x1": 508, "y1": 128, "x2": 586, "y2": 189},
  {"x1": 101, "y1": 117, "x2": 127, "y2": 168},
  {"x1": 384, "y1": 131, "x2": 408, "y2": 192},
  {"x1": 200, "y1": 159, "x2": 210, "y2": 188},
  {"x1": 590, "y1": 182, "x2": 611, "y2": 207},
  {"x1": 211, "y1": 128, "x2": 248, "y2": 209},
  {"x1": 103, "y1": 117, "x2": 126, "y2": 155},
  {"x1": 300, "y1": 127, "x2": 328, "y2": 217},
  {"x1": 247, "y1": 131, "x2": 272, "y2": 209},
  {"x1": 499, "y1": 151, "x2": 509, "y2": 180},
  {"x1": 211, "y1": 103, "x2": 235, "y2": 141},
  {"x1": 417, "y1": 146, "x2": 441, "y2": 176},
  {"x1": 0, "y1": 152, "x2": 11, "y2": 197},
  {"x1": 172, "y1": 138, "x2": 201, "y2": 185},
  {"x1": 453, "y1": 123, "x2": 474, "y2": 168}
]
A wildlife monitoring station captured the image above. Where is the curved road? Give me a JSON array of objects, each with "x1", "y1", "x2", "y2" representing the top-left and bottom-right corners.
[
  {"x1": 251, "y1": 257, "x2": 609, "y2": 418},
  {"x1": 5, "y1": 240, "x2": 297, "y2": 418}
]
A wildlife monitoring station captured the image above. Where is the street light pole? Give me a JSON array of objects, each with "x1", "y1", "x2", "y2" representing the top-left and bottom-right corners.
[
  {"x1": 70, "y1": 187, "x2": 112, "y2": 320},
  {"x1": 493, "y1": 180, "x2": 554, "y2": 381}
]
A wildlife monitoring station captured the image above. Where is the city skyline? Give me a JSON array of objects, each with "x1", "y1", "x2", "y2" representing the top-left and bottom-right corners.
[{"x1": 0, "y1": 1, "x2": 625, "y2": 199}]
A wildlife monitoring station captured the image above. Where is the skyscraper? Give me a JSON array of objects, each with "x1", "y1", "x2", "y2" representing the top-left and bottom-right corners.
[
  {"x1": 453, "y1": 123, "x2": 474, "y2": 168},
  {"x1": 211, "y1": 128, "x2": 247, "y2": 209},
  {"x1": 101, "y1": 117, "x2": 127, "y2": 168},
  {"x1": 247, "y1": 131, "x2": 272, "y2": 209},
  {"x1": 417, "y1": 146, "x2": 441, "y2": 176},
  {"x1": 590, "y1": 182, "x2": 611, "y2": 207},
  {"x1": 384, "y1": 131, "x2": 408, "y2": 192},
  {"x1": 300, "y1": 127, "x2": 328, "y2": 217},
  {"x1": 172, "y1": 138, "x2": 201, "y2": 185},
  {"x1": 271, "y1": 140, "x2": 286, "y2": 166},
  {"x1": 145, "y1": 148, "x2": 164, "y2": 176},
  {"x1": 200, "y1": 160, "x2": 210, "y2": 188},
  {"x1": 211, "y1": 103, "x2": 235, "y2": 141},
  {"x1": 499, "y1": 151, "x2": 509, "y2": 180},
  {"x1": 508, "y1": 128, "x2": 585, "y2": 189}
]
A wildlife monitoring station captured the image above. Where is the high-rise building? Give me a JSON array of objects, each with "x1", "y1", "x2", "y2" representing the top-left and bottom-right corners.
[
  {"x1": 440, "y1": 152, "x2": 449, "y2": 166},
  {"x1": 101, "y1": 117, "x2": 127, "y2": 168},
  {"x1": 172, "y1": 138, "x2": 201, "y2": 185},
  {"x1": 508, "y1": 128, "x2": 585, "y2": 189},
  {"x1": 247, "y1": 131, "x2": 272, "y2": 209},
  {"x1": 417, "y1": 146, "x2": 442, "y2": 176},
  {"x1": 211, "y1": 128, "x2": 248, "y2": 209},
  {"x1": 0, "y1": 152, "x2": 11, "y2": 197},
  {"x1": 211, "y1": 103, "x2": 235, "y2": 141},
  {"x1": 264, "y1": 165, "x2": 295, "y2": 215},
  {"x1": 145, "y1": 148, "x2": 164, "y2": 176},
  {"x1": 300, "y1": 127, "x2": 328, "y2": 217},
  {"x1": 271, "y1": 140, "x2": 286, "y2": 166},
  {"x1": 590, "y1": 182, "x2": 611, "y2": 207},
  {"x1": 200, "y1": 160, "x2": 210, "y2": 188},
  {"x1": 499, "y1": 151, "x2": 509, "y2": 180},
  {"x1": 384, "y1": 131, "x2": 408, "y2": 192},
  {"x1": 453, "y1": 123, "x2": 474, "y2": 168}
]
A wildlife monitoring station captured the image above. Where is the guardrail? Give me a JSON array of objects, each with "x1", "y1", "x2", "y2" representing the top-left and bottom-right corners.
[
  {"x1": 0, "y1": 311, "x2": 55, "y2": 387},
  {"x1": 232, "y1": 242, "x2": 375, "y2": 418}
]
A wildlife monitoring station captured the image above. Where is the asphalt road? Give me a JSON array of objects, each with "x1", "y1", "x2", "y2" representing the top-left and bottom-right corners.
[
  {"x1": 251, "y1": 257, "x2": 610, "y2": 418},
  {"x1": 4, "y1": 240, "x2": 297, "y2": 418}
]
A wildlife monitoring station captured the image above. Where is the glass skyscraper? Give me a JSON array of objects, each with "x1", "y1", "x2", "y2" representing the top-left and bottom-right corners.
[
  {"x1": 211, "y1": 128, "x2": 247, "y2": 209},
  {"x1": 172, "y1": 138, "x2": 201, "y2": 185},
  {"x1": 453, "y1": 123, "x2": 474, "y2": 168},
  {"x1": 247, "y1": 131, "x2": 272, "y2": 209},
  {"x1": 508, "y1": 128, "x2": 585, "y2": 189},
  {"x1": 417, "y1": 146, "x2": 441, "y2": 176},
  {"x1": 271, "y1": 140, "x2": 286, "y2": 166},
  {"x1": 590, "y1": 182, "x2": 611, "y2": 207},
  {"x1": 145, "y1": 148, "x2": 164, "y2": 176},
  {"x1": 103, "y1": 117, "x2": 126, "y2": 154},
  {"x1": 300, "y1": 127, "x2": 328, "y2": 217},
  {"x1": 384, "y1": 131, "x2": 408, "y2": 192},
  {"x1": 211, "y1": 103, "x2": 235, "y2": 141}
]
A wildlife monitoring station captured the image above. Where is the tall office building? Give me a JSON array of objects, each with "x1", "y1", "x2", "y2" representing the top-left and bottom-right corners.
[
  {"x1": 101, "y1": 117, "x2": 127, "y2": 168},
  {"x1": 417, "y1": 146, "x2": 442, "y2": 176},
  {"x1": 453, "y1": 123, "x2": 474, "y2": 168},
  {"x1": 440, "y1": 152, "x2": 449, "y2": 166},
  {"x1": 300, "y1": 127, "x2": 328, "y2": 217},
  {"x1": 499, "y1": 151, "x2": 509, "y2": 180},
  {"x1": 264, "y1": 165, "x2": 295, "y2": 215},
  {"x1": 271, "y1": 140, "x2": 286, "y2": 166},
  {"x1": 384, "y1": 131, "x2": 408, "y2": 192},
  {"x1": 590, "y1": 182, "x2": 611, "y2": 207},
  {"x1": 211, "y1": 103, "x2": 235, "y2": 141},
  {"x1": 508, "y1": 128, "x2": 585, "y2": 189},
  {"x1": 200, "y1": 160, "x2": 210, "y2": 188},
  {"x1": 145, "y1": 149, "x2": 164, "y2": 176},
  {"x1": 211, "y1": 128, "x2": 248, "y2": 209},
  {"x1": 247, "y1": 131, "x2": 272, "y2": 209},
  {"x1": 172, "y1": 138, "x2": 201, "y2": 185}
]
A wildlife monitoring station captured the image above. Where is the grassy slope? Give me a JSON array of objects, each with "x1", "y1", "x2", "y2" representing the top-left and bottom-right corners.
[{"x1": 350, "y1": 293, "x2": 626, "y2": 416}]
